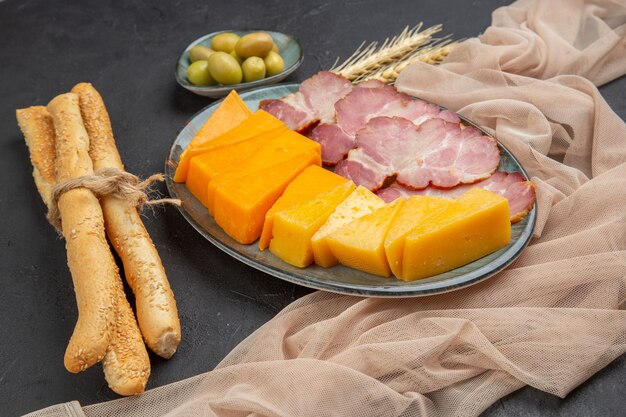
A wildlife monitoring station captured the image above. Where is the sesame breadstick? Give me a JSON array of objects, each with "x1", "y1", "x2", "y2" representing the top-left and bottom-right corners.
[
  {"x1": 46, "y1": 93, "x2": 116, "y2": 373},
  {"x1": 16, "y1": 106, "x2": 56, "y2": 207},
  {"x1": 72, "y1": 83, "x2": 181, "y2": 359},
  {"x1": 17, "y1": 102, "x2": 150, "y2": 395},
  {"x1": 103, "y1": 275, "x2": 151, "y2": 395}
]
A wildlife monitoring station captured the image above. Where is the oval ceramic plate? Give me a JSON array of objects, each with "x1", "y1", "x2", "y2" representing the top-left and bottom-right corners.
[
  {"x1": 175, "y1": 30, "x2": 303, "y2": 98},
  {"x1": 165, "y1": 83, "x2": 536, "y2": 297}
]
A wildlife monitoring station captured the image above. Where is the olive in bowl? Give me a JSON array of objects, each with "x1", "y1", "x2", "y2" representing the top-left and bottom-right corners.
[{"x1": 176, "y1": 30, "x2": 303, "y2": 98}]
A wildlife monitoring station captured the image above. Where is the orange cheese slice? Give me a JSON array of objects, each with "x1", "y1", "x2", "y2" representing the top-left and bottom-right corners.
[
  {"x1": 325, "y1": 198, "x2": 404, "y2": 277},
  {"x1": 402, "y1": 188, "x2": 511, "y2": 281},
  {"x1": 269, "y1": 181, "x2": 356, "y2": 268},
  {"x1": 311, "y1": 186, "x2": 386, "y2": 268},
  {"x1": 175, "y1": 110, "x2": 284, "y2": 183},
  {"x1": 186, "y1": 129, "x2": 279, "y2": 207},
  {"x1": 206, "y1": 130, "x2": 322, "y2": 215},
  {"x1": 173, "y1": 90, "x2": 252, "y2": 182},
  {"x1": 258, "y1": 166, "x2": 348, "y2": 251},
  {"x1": 212, "y1": 151, "x2": 321, "y2": 245},
  {"x1": 383, "y1": 196, "x2": 452, "y2": 278}
]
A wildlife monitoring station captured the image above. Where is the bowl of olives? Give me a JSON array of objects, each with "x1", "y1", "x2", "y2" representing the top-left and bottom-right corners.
[{"x1": 176, "y1": 30, "x2": 303, "y2": 98}]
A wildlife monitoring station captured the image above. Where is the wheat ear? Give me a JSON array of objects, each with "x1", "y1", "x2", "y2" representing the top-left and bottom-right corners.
[
  {"x1": 330, "y1": 23, "x2": 458, "y2": 84},
  {"x1": 366, "y1": 40, "x2": 459, "y2": 84}
]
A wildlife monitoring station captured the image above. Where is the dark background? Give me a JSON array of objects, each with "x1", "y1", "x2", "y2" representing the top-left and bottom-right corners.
[{"x1": 1, "y1": 0, "x2": 624, "y2": 416}]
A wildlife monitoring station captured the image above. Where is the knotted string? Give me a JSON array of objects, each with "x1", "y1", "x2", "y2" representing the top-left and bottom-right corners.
[{"x1": 48, "y1": 167, "x2": 181, "y2": 232}]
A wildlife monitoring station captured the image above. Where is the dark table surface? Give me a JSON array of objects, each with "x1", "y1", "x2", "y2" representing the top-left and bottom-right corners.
[{"x1": 1, "y1": 0, "x2": 624, "y2": 416}]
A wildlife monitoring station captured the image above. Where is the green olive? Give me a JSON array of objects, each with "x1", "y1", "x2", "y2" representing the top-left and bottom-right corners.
[
  {"x1": 207, "y1": 52, "x2": 243, "y2": 85},
  {"x1": 235, "y1": 32, "x2": 274, "y2": 58},
  {"x1": 230, "y1": 50, "x2": 243, "y2": 65},
  {"x1": 186, "y1": 60, "x2": 215, "y2": 86},
  {"x1": 242, "y1": 57, "x2": 266, "y2": 83},
  {"x1": 211, "y1": 32, "x2": 240, "y2": 53},
  {"x1": 188, "y1": 45, "x2": 214, "y2": 63},
  {"x1": 263, "y1": 51, "x2": 285, "y2": 77}
]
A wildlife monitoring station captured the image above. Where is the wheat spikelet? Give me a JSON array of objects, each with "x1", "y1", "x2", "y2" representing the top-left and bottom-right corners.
[
  {"x1": 330, "y1": 23, "x2": 458, "y2": 84},
  {"x1": 367, "y1": 40, "x2": 459, "y2": 84}
]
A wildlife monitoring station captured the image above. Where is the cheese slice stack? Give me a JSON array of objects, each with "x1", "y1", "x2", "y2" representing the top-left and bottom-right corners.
[
  {"x1": 181, "y1": 110, "x2": 285, "y2": 189},
  {"x1": 325, "y1": 198, "x2": 404, "y2": 277},
  {"x1": 401, "y1": 188, "x2": 511, "y2": 281},
  {"x1": 205, "y1": 130, "x2": 322, "y2": 215},
  {"x1": 311, "y1": 186, "x2": 386, "y2": 268},
  {"x1": 174, "y1": 90, "x2": 254, "y2": 182},
  {"x1": 269, "y1": 181, "x2": 355, "y2": 267},
  {"x1": 384, "y1": 196, "x2": 453, "y2": 278},
  {"x1": 213, "y1": 151, "x2": 320, "y2": 244},
  {"x1": 259, "y1": 166, "x2": 349, "y2": 251},
  {"x1": 186, "y1": 128, "x2": 279, "y2": 207}
]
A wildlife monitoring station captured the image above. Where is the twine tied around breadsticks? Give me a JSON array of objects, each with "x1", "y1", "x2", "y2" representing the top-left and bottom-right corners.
[{"x1": 48, "y1": 167, "x2": 181, "y2": 232}]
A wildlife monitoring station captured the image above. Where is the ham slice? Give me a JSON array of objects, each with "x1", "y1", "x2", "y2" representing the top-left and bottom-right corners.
[
  {"x1": 377, "y1": 171, "x2": 536, "y2": 223},
  {"x1": 259, "y1": 96, "x2": 312, "y2": 133},
  {"x1": 311, "y1": 82, "x2": 460, "y2": 165},
  {"x1": 309, "y1": 123, "x2": 354, "y2": 164},
  {"x1": 299, "y1": 71, "x2": 354, "y2": 124},
  {"x1": 336, "y1": 83, "x2": 444, "y2": 136},
  {"x1": 334, "y1": 116, "x2": 500, "y2": 191},
  {"x1": 259, "y1": 71, "x2": 353, "y2": 134}
]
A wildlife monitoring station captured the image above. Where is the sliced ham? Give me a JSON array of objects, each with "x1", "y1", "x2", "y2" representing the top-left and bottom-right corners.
[
  {"x1": 259, "y1": 71, "x2": 352, "y2": 134},
  {"x1": 334, "y1": 116, "x2": 500, "y2": 191},
  {"x1": 299, "y1": 71, "x2": 354, "y2": 124},
  {"x1": 309, "y1": 123, "x2": 354, "y2": 164},
  {"x1": 438, "y1": 109, "x2": 462, "y2": 124},
  {"x1": 262, "y1": 70, "x2": 463, "y2": 165},
  {"x1": 311, "y1": 82, "x2": 460, "y2": 165},
  {"x1": 335, "y1": 83, "x2": 444, "y2": 136},
  {"x1": 259, "y1": 96, "x2": 311, "y2": 133},
  {"x1": 376, "y1": 171, "x2": 536, "y2": 223}
]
